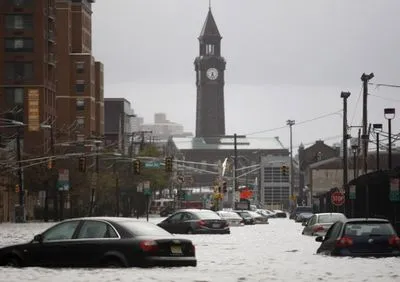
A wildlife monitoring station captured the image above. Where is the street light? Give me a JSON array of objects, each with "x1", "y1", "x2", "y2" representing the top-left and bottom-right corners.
[
  {"x1": 286, "y1": 119, "x2": 295, "y2": 206},
  {"x1": 384, "y1": 108, "x2": 396, "y2": 170},
  {"x1": 340, "y1": 91, "x2": 351, "y2": 194},
  {"x1": 372, "y1": 123, "x2": 383, "y2": 170}
]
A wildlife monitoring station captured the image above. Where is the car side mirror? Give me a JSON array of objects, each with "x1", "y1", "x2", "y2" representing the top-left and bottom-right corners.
[
  {"x1": 315, "y1": 236, "x2": 324, "y2": 242},
  {"x1": 33, "y1": 234, "x2": 43, "y2": 243}
]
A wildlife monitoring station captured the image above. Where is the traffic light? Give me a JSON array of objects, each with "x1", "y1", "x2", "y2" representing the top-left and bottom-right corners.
[
  {"x1": 222, "y1": 181, "x2": 227, "y2": 193},
  {"x1": 133, "y1": 160, "x2": 141, "y2": 175},
  {"x1": 165, "y1": 157, "x2": 173, "y2": 172},
  {"x1": 47, "y1": 158, "x2": 54, "y2": 169},
  {"x1": 280, "y1": 165, "x2": 289, "y2": 176},
  {"x1": 15, "y1": 184, "x2": 20, "y2": 193},
  {"x1": 78, "y1": 157, "x2": 87, "y2": 172}
]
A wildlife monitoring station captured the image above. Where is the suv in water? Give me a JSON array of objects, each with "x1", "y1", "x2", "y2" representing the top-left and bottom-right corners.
[{"x1": 290, "y1": 206, "x2": 313, "y2": 220}]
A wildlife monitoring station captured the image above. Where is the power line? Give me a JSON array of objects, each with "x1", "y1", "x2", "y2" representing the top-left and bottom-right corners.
[
  {"x1": 245, "y1": 110, "x2": 343, "y2": 136},
  {"x1": 369, "y1": 94, "x2": 400, "y2": 103},
  {"x1": 350, "y1": 84, "x2": 363, "y2": 126}
]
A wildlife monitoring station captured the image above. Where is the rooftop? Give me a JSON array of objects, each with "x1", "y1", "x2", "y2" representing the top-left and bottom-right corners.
[{"x1": 171, "y1": 136, "x2": 286, "y2": 151}]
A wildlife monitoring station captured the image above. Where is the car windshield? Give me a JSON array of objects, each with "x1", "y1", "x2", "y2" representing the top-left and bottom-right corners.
[
  {"x1": 237, "y1": 211, "x2": 251, "y2": 218},
  {"x1": 344, "y1": 222, "x2": 396, "y2": 237},
  {"x1": 299, "y1": 212, "x2": 313, "y2": 217},
  {"x1": 118, "y1": 221, "x2": 172, "y2": 236},
  {"x1": 318, "y1": 214, "x2": 346, "y2": 223},
  {"x1": 195, "y1": 211, "x2": 221, "y2": 219}
]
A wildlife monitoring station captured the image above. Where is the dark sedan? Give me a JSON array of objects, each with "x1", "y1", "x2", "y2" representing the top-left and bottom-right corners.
[
  {"x1": 233, "y1": 210, "x2": 255, "y2": 225},
  {"x1": 316, "y1": 218, "x2": 400, "y2": 257},
  {"x1": 157, "y1": 209, "x2": 230, "y2": 234},
  {"x1": 0, "y1": 217, "x2": 196, "y2": 268}
]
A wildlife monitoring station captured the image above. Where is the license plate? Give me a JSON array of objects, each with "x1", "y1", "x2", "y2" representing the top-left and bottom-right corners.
[
  {"x1": 170, "y1": 245, "x2": 182, "y2": 254},
  {"x1": 212, "y1": 223, "x2": 220, "y2": 228}
]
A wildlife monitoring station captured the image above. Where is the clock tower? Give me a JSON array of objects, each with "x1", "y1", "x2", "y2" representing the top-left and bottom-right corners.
[{"x1": 194, "y1": 8, "x2": 226, "y2": 138}]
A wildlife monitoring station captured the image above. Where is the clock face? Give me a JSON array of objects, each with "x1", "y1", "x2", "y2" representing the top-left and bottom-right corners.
[{"x1": 206, "y1": 68, "x2": 219, "y2": 80}]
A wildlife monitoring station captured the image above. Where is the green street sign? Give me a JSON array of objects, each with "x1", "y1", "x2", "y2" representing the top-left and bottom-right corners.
[
  {"x1": 144, "y1": 188, "x2": 152, "y2": 196},
  {"x1": 389, "y1": 178, "x2": 400, "y2": 202},
  {"x1": 144, "y1": 161, "x2": 161, "y2": 168},
  {"x1": 349, "y1": 185, "x2": 356, "y2": 200}
]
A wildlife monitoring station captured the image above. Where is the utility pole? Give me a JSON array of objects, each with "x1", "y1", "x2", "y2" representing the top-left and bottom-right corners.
[
  {"x1": 341, "y1": 92, "x2": 351, "y2": 191},
  {"x1": 89, "y1": 141, "x2": 101, "y2": 216},
  {"x1": 286, "y1": 120, "x2": 295, "y2": 206},
  {"x1": 233, "y1": 133, "x2": 238, "y2": 209},
  {"x1": 361, "y1": 73, "x2": 374, "y2": 174},
  {"x1": 16, "y1": 126, "x2": 24, "y2": 223}
]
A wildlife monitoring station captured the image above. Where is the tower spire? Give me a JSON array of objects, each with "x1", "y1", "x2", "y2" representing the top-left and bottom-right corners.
[{"x1": 209, "y1": 0, "x2": 211, "y2": 10}]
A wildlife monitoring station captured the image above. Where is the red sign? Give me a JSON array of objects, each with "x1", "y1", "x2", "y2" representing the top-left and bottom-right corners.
[
  {"x1": 331, "y1": 191, "x2": 345, "y2": 206},
  {"x1": 240, "y1": 188, "x2": 253, "y2": 199}
]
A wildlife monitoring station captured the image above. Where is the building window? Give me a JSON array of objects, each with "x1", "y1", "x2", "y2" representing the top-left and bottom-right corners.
[
  {"x1": 75, "y1": 80, "x2": 85, "y2": 92},
  {"x1": 76, "y1": 62, "x2": 84, "y2": 73},
  {"x1": 76, "y1": 99, "x2": 84, "y2": 111},
  {"x1": 206, "y1": 44, "x2": 215, "y2": 55},
  {"x1": 9, "y1": 0, "x2": 33, "y2": 6},
  {"x1": 4, "y1": 88, "x2": 24, "y2": 106},
  {"x1": 5, "y1": 15, "x2": 33, "y2": 30},
  {"x1": 5, "y1": 38, "x2": 34, "y2": 52},
  {"x1": 4, "y1": 62, "x2": 34, "y2": 81}
]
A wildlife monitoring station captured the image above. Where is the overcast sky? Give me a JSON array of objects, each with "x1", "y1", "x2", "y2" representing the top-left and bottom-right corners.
[{"x1": 92, "y1": 0, "x2": 400, "y2": 150}]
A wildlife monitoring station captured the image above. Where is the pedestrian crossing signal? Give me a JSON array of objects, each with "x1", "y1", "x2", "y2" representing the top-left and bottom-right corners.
[
  {"x1": 133, "y1": 160, "x2": 141, "y2": 175},
  {"x1": 47, "y1": 158, "x2": 54, "y2": 169},
  {"x1": 280, "y1": 165, "x2": 289, "y2": 176},
  {"x1": 15, "y1": 184, "x2": 20, "y2": 193}
]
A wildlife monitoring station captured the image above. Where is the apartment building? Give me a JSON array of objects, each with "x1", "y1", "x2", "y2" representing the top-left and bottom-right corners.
[
  {"x1": 55, "y1": 0, "x2": 104, "y2": 142},
  {"x1": 0, "y1": 0, "x2": 57, "y2": 154}
]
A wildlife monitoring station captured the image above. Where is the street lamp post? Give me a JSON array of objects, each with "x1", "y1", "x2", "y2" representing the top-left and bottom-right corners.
[
  {"x1": 351, "y1": 144, "x2": 358, "y2": 218},
  {"x1": 88, "y1": 140, "x2": 102, "y2": 216},
  {"x1": 372, "y1": 124, "x2": 383, "y2": 170},
  {"x1": 341, "y1": 92, "x2": 351, "y2": 194},
  {"x1": 384, "y1": 108, "x2": 395, "y2": 170},
  {"x1": 286, "y1": 120, "x2": 295, "y2": 207}
]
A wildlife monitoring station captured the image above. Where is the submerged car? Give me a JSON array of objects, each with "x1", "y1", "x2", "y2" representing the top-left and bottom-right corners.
[
  {"x1": 316, "y1": 218, "x2": 400, "y2": 257},
  {"x1": 216, "y1": 211, "x2": 244, "y2": 226},
  {"x1": 302, "y1": 213, "x2": 347, "y2": 236},
  {"x1": 158, "y1": 209, "x2": 230, "y2": 234},
  {"x1": 233, "y1": 210, "x2": 255, "y2": 225},
  {"x1": 0, "y1": 217, "x2": 197, "y2": 268},
  {"x1": 290, "y1": 206, "x2": 313, "y2": 220}
]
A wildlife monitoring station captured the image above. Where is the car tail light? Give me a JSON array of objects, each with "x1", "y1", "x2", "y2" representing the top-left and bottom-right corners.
[
  {"x1": 336, "y1": 236, "x2": 353, "y2": 248},
  {"x1": 197, "y1": 220, "x2": 206, "y2": 227},
  {"x1": 388, "y1": 235, "x2": 400, "y2": 247},
  {"x1": 139, "y1": 240, "x2": 159, "y2": 252},
  {"x1": 313, "y1": 225, "x2": 324, "y2": 233},
  {"x1": 190, "y1": 244, "x2": 196, "y2": 255}
]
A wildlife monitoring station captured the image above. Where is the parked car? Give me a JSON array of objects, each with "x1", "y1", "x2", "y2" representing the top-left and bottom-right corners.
[
  {"x1": 233, "y1": 210, "x2": 255, "y2": 225},
  {"x1": 247, "y1": 211, "x2": 269, "y2": 224},
  {"x1": 216, "y1": 211, "x2": 244, "y2": 226},
  {"x1": 316, "y1": 218, "x2": 400, "y2": 257},
  {"x1": 290, "y1": 206, "x2": 313, "y2": 220},
  {"x1": 302, "y1": 213, "x2": 347, "y2": 236},
  {"x1": 273, "y1": 210, "x2": 287, "y2": 218},
  {"x1": 0, "y1": 217, "x2": 197, "y2": 268},
  {"x1": 157, "y1": 209, "x2": 230, "y2": 234},
  {"x1": 295, "y1": 212, "x2": 314, "y2": 223},
  {"x1": 256, "y1": 209, "x2": 275, "y2": 219}
]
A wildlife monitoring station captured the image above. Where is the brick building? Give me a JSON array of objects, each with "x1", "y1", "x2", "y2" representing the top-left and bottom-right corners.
[{"x1": 0, "y1": 0, "x2": 104, "y2": 155}]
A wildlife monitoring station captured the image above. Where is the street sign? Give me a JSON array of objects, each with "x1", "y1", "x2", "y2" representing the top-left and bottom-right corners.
[
  {"x1": 144, "y1": 188, "x2": 152, "y2": 196},
  {"x1": 144, "y1": 161, "x2": 161, "y2": 168},
  {"x1": 331, "y1": 191, "x2": 345, "y2": 206},
  {"x1": 143, "y1": 181, "x2": 151, "y2": 196},
  {"x1": 57, "y1": 169, "x2": 70, "y2": 191},
  {"x1": 389, "y1": 178, "x2": 400, "y2": 202}
]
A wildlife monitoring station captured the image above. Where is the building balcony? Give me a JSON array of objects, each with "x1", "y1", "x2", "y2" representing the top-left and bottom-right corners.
[
  {"x1": 46, "y1": 53, "x2": 56, "y2": 66},
  {"x1": 48, "y1": 7, "x2": 55, "y2": 20},
  {"x1": 47, "y1": 30, "x2": 56, "y2": 43}
]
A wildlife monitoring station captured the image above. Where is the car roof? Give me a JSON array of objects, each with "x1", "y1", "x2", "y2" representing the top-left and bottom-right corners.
[
  {"x1": 61, "y1": 217, "x2": 148, "y2": 223},
  {"x1": 178, "y1": 209, "x2": 214, "y2": 212},
  {"x1": 344, "y1": 218, "x2": 390, "y2": 223},
  {"x1": 316, "y1": 213, "x2": 345, "y2": 216}
]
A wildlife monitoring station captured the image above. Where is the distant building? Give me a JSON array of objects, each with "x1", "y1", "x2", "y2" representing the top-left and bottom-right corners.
[
  {"x1": 104, "y1": 98, "x2": 135, "y2": 155},
  {"x1": 140, "y1": 113, "x2": 192, "y2": 139}
]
